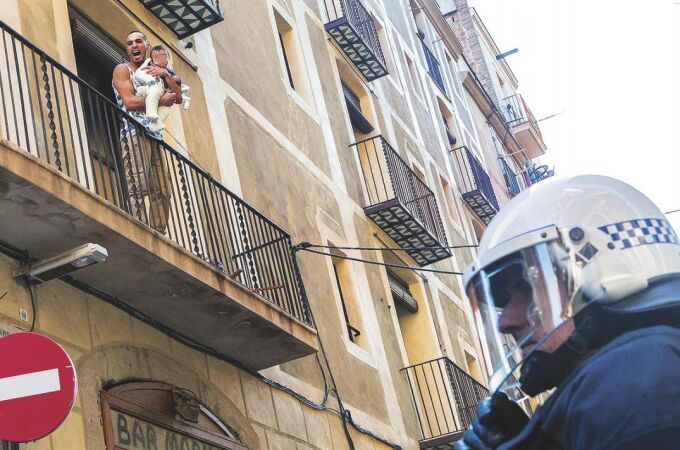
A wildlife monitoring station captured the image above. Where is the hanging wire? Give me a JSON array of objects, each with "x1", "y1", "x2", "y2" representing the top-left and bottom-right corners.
[
  {"x1": 295, "y1": 245, "x2": 465, "y2": 276},
  {"x1": 297, "y1": 241, "x2": 478, "y2": 252}
]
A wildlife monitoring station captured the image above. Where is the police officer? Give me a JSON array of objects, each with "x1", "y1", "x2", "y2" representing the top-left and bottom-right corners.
[{"x1": 455, "y1": 175, "x2": 680, "y2": 450}]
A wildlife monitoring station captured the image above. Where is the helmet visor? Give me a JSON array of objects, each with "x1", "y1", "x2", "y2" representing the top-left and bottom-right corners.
[{"x1": 467, "y1": 241, "x2": 578, "y2": 394}]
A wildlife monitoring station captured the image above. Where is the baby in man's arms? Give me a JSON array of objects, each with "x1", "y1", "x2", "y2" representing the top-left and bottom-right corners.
[{"x1": 133, "y1": 44, "x2": 190, "y2": 133}]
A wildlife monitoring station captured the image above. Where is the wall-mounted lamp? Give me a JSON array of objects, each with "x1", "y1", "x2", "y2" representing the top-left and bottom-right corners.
[{"x1": 14, "y1": 243, "x2": 108, "y2": 284}]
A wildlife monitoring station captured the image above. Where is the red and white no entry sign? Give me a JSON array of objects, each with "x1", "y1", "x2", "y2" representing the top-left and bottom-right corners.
[{"x1": 0, "y1": 332, "x2": 77, "y2": 442}]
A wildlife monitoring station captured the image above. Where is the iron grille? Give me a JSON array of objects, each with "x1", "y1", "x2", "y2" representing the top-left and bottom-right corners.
[
  {"x1": 450, "y1": 146, "x2": 499, "y2": 225},
  {"x1": 500, "y1": 158, "x2": 521, "y2": 197},
  {"x1": 0, "y1": 20, "x2": 313, "y2": 327},
  {"x1": 323, "y1": 0, "x2": 388, "y2": 81},
  {"x1": 421, "y1": 40, "x2": 446, "y2": 95},
  {"x1": 500, "y1": 94, "x2": 525, "y2": 126},
  {"x1": 139, "y1": 0, "x2": 224, "y2": 39},
  {"x1": 402, "y1": 357, "x2": 488, "y2": 442},
  {"x1": 351, "y1": 136, "x2": 450, "y2": 266}
]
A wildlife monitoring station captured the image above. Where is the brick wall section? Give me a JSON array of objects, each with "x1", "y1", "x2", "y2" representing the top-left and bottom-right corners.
[{"x1": 449, "y1": 0, "x2": 501, "y2": 109}]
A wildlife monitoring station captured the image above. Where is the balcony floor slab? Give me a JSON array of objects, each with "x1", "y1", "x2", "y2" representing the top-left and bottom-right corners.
[
  {"x1": 325, "y1": 17, "x2": 388, "y2": 81},
  {"x1": 365, "y1": 199, "x2": 451, "y2": 266},
  {"x1": 0, "y1": 139, "x2": 317, "y2": 370},
  {"x1": 419, "y1": 431, "x2": 464, "y2": 450},
  {"x1": 462, "y1": 191, "x2": 498, "y2": 225}
]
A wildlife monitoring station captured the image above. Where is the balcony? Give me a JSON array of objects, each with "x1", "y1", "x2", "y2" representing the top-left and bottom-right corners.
[
  {"x1": 323, "y1": 0, "x2": 388, "y2": 81},
  {"x1": 526, "y1": 161, "x2": 555, "y2": 184},
  {"x1": 450, "y1": 146, "x2": 499, "y2": 225},
  {"x1": 421, "y1": 40, "x2": 447, "y2": 95},
  {"x1": 500, "y1": 94, "x2": 547, "y2": 159},
  {"x1": 139, "y1": 0, "x2": 224, "y2": 39},
  {"x1": 500, "y1": 158, "x2": 522, "y2": 197},
  {"x1": 0, "y1": 21, "x2": 316, "y2": 370},
  {"x1": 403, "y1": 357, "x2": 489, "y2": 450},
  {"x1": 351, "y1": 136, "x2": 451, "y2": 266}
]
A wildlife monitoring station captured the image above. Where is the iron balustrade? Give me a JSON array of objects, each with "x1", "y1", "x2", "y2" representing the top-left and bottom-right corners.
[
  {"x1": 450, "y1": 146, "x2": 499, "y2": 212},
  {"x1": 0, "y1": 21, "x2": 312, "y2": 326},
  {"x1": 421, "y1": 40, "x2": 447, "y2": 95},
  {"x1": 403, "y1": 357, "x2": 488, "y2": 441},
  {"x1": 500, "y1": 94, "x2": 525, "y2": 126},
  {"x1": 323, "y1": 0, "x2": 388, "y2": 81},
  {"x1": 501, "y1": 94, "x2": 543, "y2": 139},
  {"x1": 501, "y1": 158, "x2": 522, "y2": 197},
  {"x1": 527, "y1": 161, "x2": 554, "y2": 184},
  {"x1": 351, "y1": 135, "x2": 448, "y2": 251}
]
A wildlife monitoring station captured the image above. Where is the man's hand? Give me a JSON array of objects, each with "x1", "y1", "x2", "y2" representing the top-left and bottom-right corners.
[
  {"x1": 454, "y1": 392, "x2": 529, "y2": 450},
  {"x1": 143, "y1": 65, "x2": 169, "y2": 78},
  {"x1": 159, "y1": 92, "x2": 177, "y2": 107}
]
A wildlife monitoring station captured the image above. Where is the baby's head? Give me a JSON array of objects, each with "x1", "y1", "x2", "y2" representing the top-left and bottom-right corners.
[{"x1": 150, "y1": 45, "x2": 171, "y2": 69}]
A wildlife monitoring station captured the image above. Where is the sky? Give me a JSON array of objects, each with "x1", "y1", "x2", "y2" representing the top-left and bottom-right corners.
[{"x1": 470, "y1": 0, "x2": 680, "y2": 230}]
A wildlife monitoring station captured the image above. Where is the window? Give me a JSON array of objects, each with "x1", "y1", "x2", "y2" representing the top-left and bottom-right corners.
[
  {"x1": 388, "y1": 271, "x2": 418, "y2": 314},
  {"x1": 337, "y1": 63, "x2": 375, "y2": 141},
  {"x1": 465, "y1": 351, "x2": 484, "y2": 383},
  {"x1": 404, "y1": 53, "x2": 424, "y2": 100},
  {"x1": 438, "y1": 100, "x2": 458, "y2": 146},
  {"x1": 273, "y1": 9, "x2": 312, "y2": 102},
  {"x1": 375, "y1": 20, "x2": 398, "y2": 85},
  {"x1": 331, "y1": 252, "x2": 367, "y2": 349},
  {"x1": 342, "y1": 83, "x2": 374, "y2": 134},
  {"x1": 440, "y1": 176, "x2": 462, "y2": 229},
  {"x1": 69, "y1": 6, "x2": 128, "y2": 204},
  {"x1": 411, "y1": 162, "x2": 426, "y2": 184}
]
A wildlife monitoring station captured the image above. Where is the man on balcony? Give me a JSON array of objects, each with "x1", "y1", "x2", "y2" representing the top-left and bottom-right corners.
[{"x1": 112, "y1": 31, "x2": 183, "y2": 232}]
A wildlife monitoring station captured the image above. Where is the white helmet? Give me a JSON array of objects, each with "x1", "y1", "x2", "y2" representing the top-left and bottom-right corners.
[{"x1": 463, "y1": 175, "x2": 680, "y2": 396}]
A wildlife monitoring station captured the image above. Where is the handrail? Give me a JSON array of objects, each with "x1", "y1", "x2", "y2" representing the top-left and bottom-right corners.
[
  {"x1": 402, "y1": 356, "x2": 488, "y2": 441},
  {"x1": 450, "y1": 146, "x2": 499, "y2": 211},
  {"x1": 0, "y1": 20, "x2": 312, "y2": 326},
  {"x1": 350, "y1": 135, "x2": 448, "y2": 247}
]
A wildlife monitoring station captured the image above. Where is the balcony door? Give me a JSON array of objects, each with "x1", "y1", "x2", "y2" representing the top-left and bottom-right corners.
[{"x1": 69, "y1": 6, "x2": 128, "y2": 207}]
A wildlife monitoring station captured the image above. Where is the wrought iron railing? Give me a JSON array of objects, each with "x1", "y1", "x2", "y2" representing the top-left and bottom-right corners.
[
  {"x1": 351, "y1": 136, "x2": 448, "y2": 247},
  {"x1": 323, "y1": 0, "x2": 386, "y2": 67},
  {"x1": 526, "y1": 161, "x2": 554, "y2": 184},
  {"x1": 403, "y1": 357, "x2": 488, "y2": 441},
  {"x1": 500, "y1": 94, "x2": 525, "y2": 126},
  {"x1": 501, "y1": 94, "x2": 543, "y2": 139},
  {"x1": 139, "y1": 0, "x2": 224, "y2": 39},
  {"x1": 500, "y1": 158, "x2": 522, "y2": 197},
  {"x1": 0, "y1": 21, "x2": 312, "y2": 326},
  {"x1": 450, "y1": 146, "x2": 499, "y2": 211},
  {"x1": 421, "y1": 40, "x2": 446, "y2": 95}
]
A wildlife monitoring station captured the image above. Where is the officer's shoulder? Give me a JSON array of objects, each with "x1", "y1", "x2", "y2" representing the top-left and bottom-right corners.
[
  {"x1": 542, "y1": 326, "x2": 680, "y2": 449},
  {"x1": 573, "y1": 325, "x2": 680, "y2": 382}
]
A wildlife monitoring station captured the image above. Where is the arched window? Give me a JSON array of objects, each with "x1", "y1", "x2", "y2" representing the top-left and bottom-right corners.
[{"x1": 101, "y1": 381, "x2": 247, "y2": 450}]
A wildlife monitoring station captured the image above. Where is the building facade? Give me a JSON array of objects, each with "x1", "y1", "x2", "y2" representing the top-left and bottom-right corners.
[{"x1": 0, "y1": 0, "x2": 548, "y2": 449}]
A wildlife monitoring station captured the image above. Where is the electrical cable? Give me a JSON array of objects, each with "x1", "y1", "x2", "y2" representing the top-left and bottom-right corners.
[
  {"x1": 296, "y1": 246, "x2": 465, "y2": 276},
  {"x1": 665, "y1": 208, "x2": 680, "y2": 216},
  {"x1": 298, "y1": 241, "x2": 478, "y2": 252},
  {"x1": 27, "y1": 283, "x2": 37, "y2": 332}
]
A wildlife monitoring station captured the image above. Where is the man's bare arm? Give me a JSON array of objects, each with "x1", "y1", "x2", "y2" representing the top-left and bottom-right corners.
[{"x1": 112, "y1": 64, "x2": 146, "y2": 111}]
